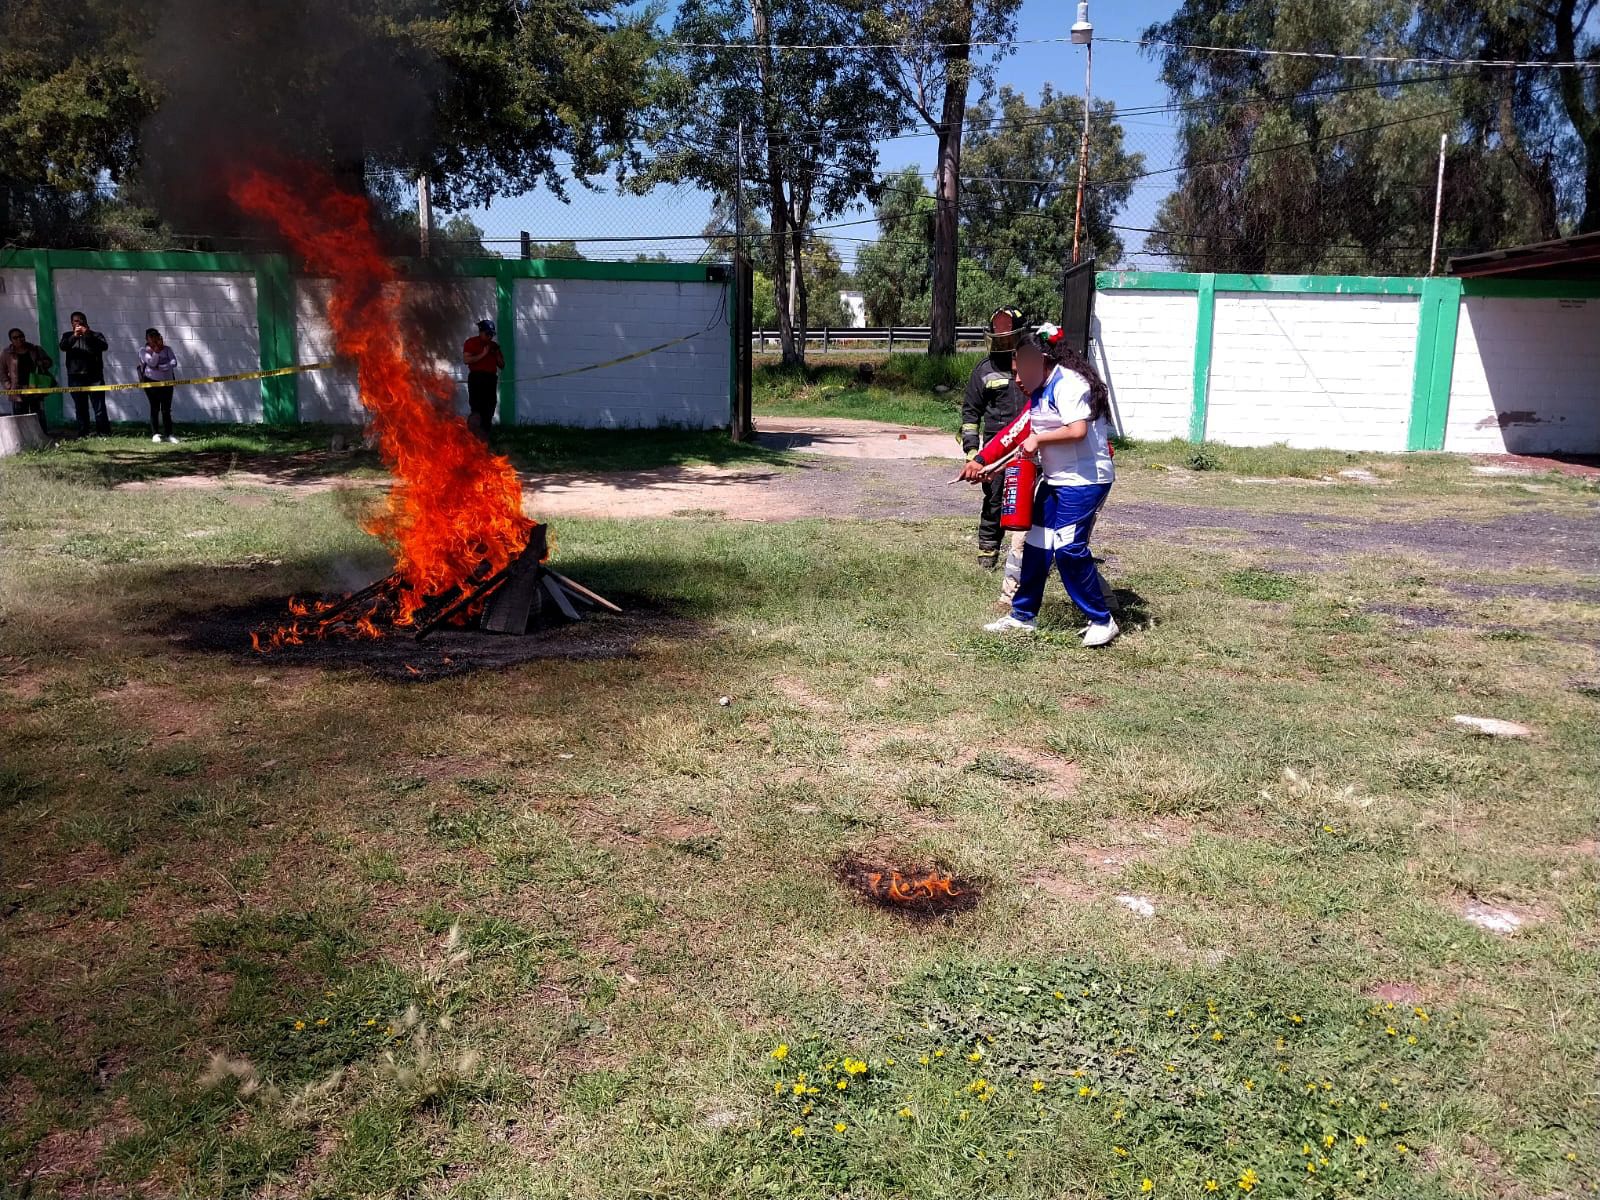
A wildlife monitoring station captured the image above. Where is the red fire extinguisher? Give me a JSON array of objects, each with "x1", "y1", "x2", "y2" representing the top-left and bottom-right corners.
[{"x1": 999, "y1": 457, "x2": 1037, "y2": 530}]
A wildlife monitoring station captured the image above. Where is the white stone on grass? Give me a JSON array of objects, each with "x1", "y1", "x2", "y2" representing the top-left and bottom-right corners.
[
  {"x1": 1452, "y1": 715, "x2": 1533, "y2": 738},
  {"x1": 1462, "y1": 900, "x2": 1523, "y2": 936},
  {"x1": 1115, "y1": 894, "x2": 1156, "y2": 918}
]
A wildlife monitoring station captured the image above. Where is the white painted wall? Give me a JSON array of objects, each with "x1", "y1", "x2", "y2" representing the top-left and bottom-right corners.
[
  {"x1": 51, "y1": 269, "x2": 260, "y2": 422},
  {"x1": 1093, "y1": 290, "x2": 1197, "y2": 441},
  {"x1": 293, "y1": 277, "x2": 495, "y2": 424},
  {"x1": 1205, "y1": 292, "x2": 1420, "y2": 452},
  {"x1": 511, "y1": 277, "x2": 730, "y2": 428},
  {"x1": 1443, "y1": 296, "x2": 1600, "y2": 455},
  {"x1": 0, "y1": 270, "x2": 39, "y2": 357}
]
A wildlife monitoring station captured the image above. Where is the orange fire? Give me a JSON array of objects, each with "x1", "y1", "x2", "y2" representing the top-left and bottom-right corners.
[
  {"x1": 231, "y1": 167, "x2": 533, "y2": 649},
  {"x1": 863, "y1": 870, "x2": 966, "y2": 904}
]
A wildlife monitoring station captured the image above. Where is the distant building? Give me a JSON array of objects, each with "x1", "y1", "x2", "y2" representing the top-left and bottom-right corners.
[{"x1": 838, "y1": 290, "x2": 867, "y2": 328}]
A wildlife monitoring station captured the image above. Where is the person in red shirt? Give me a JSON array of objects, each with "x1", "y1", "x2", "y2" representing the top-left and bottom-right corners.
[{"x1": 462, "y1": 319, "x2": 504, "y2": 439}]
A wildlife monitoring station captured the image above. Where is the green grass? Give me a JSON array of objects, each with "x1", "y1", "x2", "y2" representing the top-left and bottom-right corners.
[
  {"x1": 753, "y1": 351, "x2": 983, "y2": 430},
  {"x1": 1, "y1": 431, "x2": 1597, "y2": 1198}
]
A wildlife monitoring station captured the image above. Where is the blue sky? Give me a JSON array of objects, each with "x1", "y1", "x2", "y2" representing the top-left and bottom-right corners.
[{"x1": 465, "y1": 0, "x2": 1185, "y2": 268}]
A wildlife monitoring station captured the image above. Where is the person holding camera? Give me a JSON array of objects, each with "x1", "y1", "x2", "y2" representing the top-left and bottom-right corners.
[{"x1": 59, "y1": 311, "x2": 110, "y2": 436}]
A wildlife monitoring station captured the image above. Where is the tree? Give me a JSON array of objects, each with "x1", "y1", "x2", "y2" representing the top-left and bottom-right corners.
[
  {"x1": 633, "y1": 0, "x2": 901, "y2": 365},
  {"x1": 865, "y1": 0, "x2": 1024, "y2": 355},
  {"x1": 386, "y1": 211, "x2": 498, "y2": 257},
  {"x1": 960, "y1": 86, "x2": 1143, "y2": 317},
  {"x1": 523, "y1": 239, "x2": 585, "y2": 260}
]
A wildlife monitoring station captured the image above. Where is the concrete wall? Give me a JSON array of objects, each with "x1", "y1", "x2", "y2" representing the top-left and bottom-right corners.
[
  {"x1": 511, "y1": 277, "x2": 729, "y2": 428},
  {"x1": 293, "y1": 277, "x2": 496, "y2": 424},
  {"x1": 1094, "y1": 289, "x2": 1197, "y2": 441},
  {"x1": 51, "y1": 269, "x2": 261, "y2": 422},
  {"x1": 0, "y1": 269, "x2": 39, "y2": 355},
  {"x1": 1205, "y1": 292, "x2": 1420, "y2": 452},
  {"x1": 1443, "y1": 296, "x2": 1600, "y2": 455}
]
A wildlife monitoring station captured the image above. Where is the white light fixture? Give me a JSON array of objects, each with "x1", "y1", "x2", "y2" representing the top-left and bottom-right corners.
[{"x1": 1071, "y1": 1, "x2": 1093, "y2": 45}]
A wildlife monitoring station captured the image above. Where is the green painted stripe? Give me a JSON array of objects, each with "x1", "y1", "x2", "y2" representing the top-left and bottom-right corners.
[
  {"x1": 1098, "y1": 269, "x2": 1427, "y2": 296},
  {"x1": 1189, "y1": 274, "x2": 1217, "y2": 444},
  {"x1": 1460, "y1": 278, "x2": 1600, "y2": 299},
  {"x1": 254, "y1": 258, "x2": 298, "y2": 424},
  {"x1": 32, "y1": 259, "x2": 62, "y2": 427},
  {"x1": 1405, "y1": 277, "x2": 1462, "y2": 452},
  {"x1": 496, "y1": 265, "x2": 517, "y2": 426}
]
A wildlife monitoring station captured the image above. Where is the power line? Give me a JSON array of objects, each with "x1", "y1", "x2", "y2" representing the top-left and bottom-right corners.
[{"x1": 1102, "y1": 37, "x2": 1600, "y2": 71}]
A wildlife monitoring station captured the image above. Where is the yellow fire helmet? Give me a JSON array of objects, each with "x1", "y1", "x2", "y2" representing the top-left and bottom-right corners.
[{"x1": 986, "y1": 306, "x2": 1026, "y2": 354}]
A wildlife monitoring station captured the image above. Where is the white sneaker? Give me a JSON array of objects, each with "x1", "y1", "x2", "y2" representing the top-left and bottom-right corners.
[
  {"x1": 164, "y1": 434, "x2": 180, "y2": 444},
  {"x1": 1082, "y1": 618, "x2": 1120, "y2": 647},
  {"x1": 983, "y1": 615, "x2": 1037, "y2": 634},
  {"x1": 151, "y1": 433, "x2": 163, "y2": 443}
]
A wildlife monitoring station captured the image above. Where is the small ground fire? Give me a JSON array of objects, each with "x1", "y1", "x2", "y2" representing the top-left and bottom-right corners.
[
  {"x1": 231, "y1": 166, "x2": 534, "y2": 651},
  {"x1": 839, "y1": 857, "x2": 979, "y2": 919}
]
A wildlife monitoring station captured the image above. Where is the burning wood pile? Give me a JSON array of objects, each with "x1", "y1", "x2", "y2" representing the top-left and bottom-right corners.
[
  {"x1": 839, "y1": 857, "x2": 979, "y2": 920},
  {"x1": 230, "y1": 168, "x2": 616, "y2": 656}
]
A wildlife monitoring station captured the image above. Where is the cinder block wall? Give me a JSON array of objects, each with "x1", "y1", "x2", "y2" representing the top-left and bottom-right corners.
[
  {"x1": 1444, "y1": 296, "x2": 1600, "y2": 455},
  {"x1": 51, "y1": 269, "x2": 261, "y2": 422},
  {"x1": 1206, "y1": 292, "x2": 1419, "y2": 452},
  {"x1": 1094, "y1": 290, "x2": 1197, "y2": 441},
  {"x1": 510, "y1": 278, "x2": 729, "y2": 428},
  {"x1": 0, "y1": 270, "x2": 40, "y2": 353}
]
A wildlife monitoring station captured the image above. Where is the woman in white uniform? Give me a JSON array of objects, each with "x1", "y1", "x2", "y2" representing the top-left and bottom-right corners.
[{"x1": 980, "y1": 327, "x2": 1118, "y2": 646}]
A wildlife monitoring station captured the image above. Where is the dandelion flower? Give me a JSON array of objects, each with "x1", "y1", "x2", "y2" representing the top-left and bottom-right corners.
[
  {"x1": 1322, "y1": 824, "x2": 1334, "y2": 833},
  {"x1": 773, "y1": 1081, "x2": 783, "y2": 1095},
  {"x1": 1078, "y1": 1085, "x2": 1091, "y2": 1098},
  {"x1": 1238, "y1": 1168, "x2": 1259, "y2": 1191},
  {"x1": 919, "y1": 1056, "x2": 931, "y2": 1066},
  {"x1": 885, "y1": 1057, "x2": 895, "y2": 1066},
  {"x1": 802, "y1": 1104, "x2": 813, "y2": 1115},
  {"x1": 790, "y1": 1126, "x2": 805, "y2": 1138},
  {"x1": 771, "y1": 1044, "x2": 789, "y2": 1061},
  {"x1": 1243, "y1": 1079, "x2": 1254, "y2": 1091},
  {"x1": 293, "y1": 1020, "x2": 305, "y2": 1032},
  {"x1": 959, "y1": 1109, "x2": 970, "y2": 1121},
  {"x1": 1211, "y1": 1030, "x2": 1225, "y2": 1043},
  {"x1": 1112, "y1": 1109, "x2": 1124, "y2": 1122},
  {"x1": 834, "y1": 1122, "x2": 847, "y2": 1133},
  {"x1": 969, "y1": 1079, "x2": 989, "y2": 1093},
  {"x1": 1566, "y1": 1152, "x2": 1578, "y2": 1162},
  {"x1": 1395, "y1": 1142, "x2": 1410, "y2": 1155},
  {"x1": 1406, "y1": 1035, "x2": 1418, "y2": 1045},
  {"x1": 1205, "y1": 1181, "x2": 1220, "y2": 1193},
  {"x1": 1386, "y1": 1026, "x2": 1399, "y2": 1037},
  {"x1": 1379, "y1": 1101, "x2": 1390, "y2": 1111},
  {"x1": 315, "y1": 1018, "x2": 328, "y2": 1027},
  {"x1": 364, "y1": 1019, "x2": 376, "y2": 1028},
  {"x1": 836, "y1": 1080, "x2": 847, "y2": 1091},
  {"x1": 1113, "y1": 1146, "x2": 1129, "y2": 1158},
  {"x1": 934, "y1": 1048, "x2": 946, "y2": 1058},
  {"x1": 1354, "y1": 1135, "x2": 1368, "y2": 1148},
  {"x1": 1032, "y1": 1080, "x2": 1045, "y2": 1093},
  {"x1": 1073, "y1": 1068, "x2": 1086, "y2": 1078},
  {"x1": 1290, "y1": 1014, "x2": 1304, "y2": 1025},
  {"x1": 1142, "y1": 1178, "x2": 1155, "y2": 1192},
  {"x1": 1319, "y1": 1157, "x2": 1329, "y2": 1167},
  {"x1": 1302, "y1": 1143, "x2": 1312, "y2": 1156},
  {"x1": 899, "y1": 1106, "x2": 914, "y2": 1118},
  {"x1": 1414, "y1": 1008, "x2": 1430, "y2": 1022},
  {"x1": 968, "y1": 1049, "x2": 984, "y2": 1062},
  {"x1": 793, "y1": 1083, "x2": 805, "y2": 1095},
  {"x1": 1054, "y1": 990, "x2": 1065, "y2": 1000},
  {"x1": 1306, "y1": 1163, "x2": 1316, "y2": 1175},
  {"x1": 1324, "y1": 1134, "x2": 1336, "y2": 1148},
  {"x1": 1167, "y1": 1008, "x2": 1178, "y2": 1017},
  {"x1": 805, "y1": 1086, "x2": 819, "y2": 1095}
]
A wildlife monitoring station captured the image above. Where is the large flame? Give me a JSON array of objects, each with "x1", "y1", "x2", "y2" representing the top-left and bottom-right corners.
[
  {"x1": 231, "y1": 167, "x2": 533, "y2": 639},
  {"x1": 863, "y1": 869, "x2": 967, "y2": 904}
]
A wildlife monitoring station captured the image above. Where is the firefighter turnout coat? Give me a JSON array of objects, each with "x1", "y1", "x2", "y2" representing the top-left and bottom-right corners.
[{"x1": 960, "y1": 354, "x2": 1026, "y2": 460}]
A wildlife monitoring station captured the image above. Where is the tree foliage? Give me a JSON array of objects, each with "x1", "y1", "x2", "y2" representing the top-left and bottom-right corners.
[
  {"x1": 632, "y1": 0, "x2": 899, "y2": 363},
  {"x1": 1144, "y1": 0, "x2": 1600, "y2": 272}
]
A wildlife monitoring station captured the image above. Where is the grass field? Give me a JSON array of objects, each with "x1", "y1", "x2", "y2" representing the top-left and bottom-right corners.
[{"x1": 1, "y1": 410, "x2": 1597, "y2": 1198}]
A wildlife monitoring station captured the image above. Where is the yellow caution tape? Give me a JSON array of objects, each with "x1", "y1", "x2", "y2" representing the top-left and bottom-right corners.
[
  {"x1": 513, "y1": 330, "x2": 707, "y2": 384},
  {"x1": 0, "y1": 360, "x2": 336, "y2": 397}
]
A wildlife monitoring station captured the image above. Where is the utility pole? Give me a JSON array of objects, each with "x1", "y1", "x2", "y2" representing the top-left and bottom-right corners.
[
  {"x1": 1429, "y1": 133, "x2": 1448, "y2": 275},
  {"x1": 416, "y1": 174, "x2": 433, "y2": 258},
  {"x1": 1070, "y1": 2, "x2": 1094, "y2": 265},
  {"x1": 735, "y1": 122, "x2": 745, "y2": 268}
]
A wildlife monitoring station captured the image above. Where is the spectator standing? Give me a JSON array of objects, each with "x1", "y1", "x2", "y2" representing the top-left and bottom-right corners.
[
  {"x1": 462, "y1": 318, "x2": 504, "y2": 440},
  {"x1": 137, "y1": 328, "x2": 180, "y2": 443},
  {"x1": 59, "y1": 311, "x2": 110, "y2": 436},
  {"x1": 2, "y1": 327, "x2": 54, "y2": 432}
]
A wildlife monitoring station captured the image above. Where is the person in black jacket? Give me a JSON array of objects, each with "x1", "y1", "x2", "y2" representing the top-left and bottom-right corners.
[
  {"x1": 960, "y1": 306, "x2": 1028, "y2": 568},
  {"x1": 60, "y1": 311, "x2": 111, "y2": 436}
]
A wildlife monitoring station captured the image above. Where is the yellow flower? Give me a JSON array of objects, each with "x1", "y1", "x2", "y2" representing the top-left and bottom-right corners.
[
  {"x1": 1211, "y1": 1030, "x2": 1225, "y2": 1043},
  {"x1": 805, "y1": 1086, "x2": 820, "y2": 1095},
  {"x1": 1238, "y1": 1168, "x2": 1259, "y2": 1191},
  {"x1": 1322, "y1": 824, "x2": 1334, "y2": 833},
  {"x1": 1006, "y1": 1150, "x2": 1015, "y2": 1160},
  {"x1": 323, "y1": 990, "x2": 334, "y2": 998},
  {"x1": 959, "y1": 1109, "x2": 970, "y2": 1121},
  {"x1": 1413, "y1": 1007, "x2": 1430, "y2": 1022},
  {"x1": 834, "y1": 1122, "x2": 847, "y2": 1133},
  {"x1": 792, "y1": 1083, "x2": 805, "y2": 1095},
  {"x1": 1073, "y1": 1068, "x2": 1086, "y2": 1078},
  {"x1": 836, "y1": 1080, "x2": 848, "y2": 1090},
  {"x1": 1355, "y1": 1135, "x2": 1368, "y2": 1148},
  {"x1": 1166, "y1": 1008, "x2": 1178, "y2": 1017},
  {"x1": 1032, "y1": 1080, "x2": 1045, "y2": 1093},
  {"x1": 1082, "y1": 988, "x2": 1091, "y2": 997},
  {"x1": 1113, "y1": 1146, "x2": 1129, "y2": 1158},
  {"x1": 1386, "y1": 1026, "x2": 1398, "y2": 1037},
  {"x1": 969, "y1": 1079, "x2": 989, "y2": 1093},
  {"x1": 1205, "y1": 1181, "x2": 1220, "y2": 1193},
  {"x1": 1142, "y1": 1178, "x2": 1155, "y2": 1192},
  {"x1": 886, "y1": 1057, "x2": 895, "y2": 1065},
  {"x1": 1379, "y1": 1101, "x2": 1390, "y2": 1111},
  {"x1": 1406, "y1": 1035, "x2": 1418, "y2": 1045},
  {"x1": 899, "y1": 1106, "x2": 913, "y2": 1118},
  {"x1": 1290, "y1": 1014, "x2": 1304, "y2": 1025},
  {"x1": 1054, "y1": 990, "x2": 1066, "y2": 1000},
  {"x1": 1319, "y1": 1157, "x2": 1329, "y2": 1167},
  {"x1": 802, "y1": 1104, "x2": 813, "y2": 1115},
  {"x1": 1566, "y1": 1152, "x2": 1578, "y2": 1162},
  {"x1": 315, "y1": 1018, "x2": 328, "y2": 1027},
  {"x1": 773, "y1": 1081, "x2": 783, "y2": 1095},
  {"x1": 1324, "y1": 1134, "x2": 1336, "y2": 1148},
  {"x1": 968, "y1": 1049, "x2": 984, "y2": 1062},
  {"x1": 1243, "y1": 1079, "x2": 1254, "y2": 1091},
  {"x1": 790, "y1": 1126, "x2": 805, "y2": 1138},
  {"x1": 1306, "y1": 1162, "x2": 1317, "y2": 1175},
  {"x1": 933, "y1": 1048, "x2": 946, "y2": 1058},
  {"x1": 919, "y1": 1056, "x2": 931, "y2": 1066},
  {"x1": 1078, "y1": 1086, "x2": 1091, "y2": 1097},
  {"x1": 1302, "y1": 1143, "x2": 1312, "y2": 1156},
  {"x1": 1395, "y1": 1142, "x2": 1410, "y2": 1155},
  {"x1": 1165, "y1": 1063, "x2": 1176, "y2": 1073},
  {"x1": 364, "y1": 1019, "x2": 376, "y2": 1027},
  {"x1": 771, "y1": 1044, "x2": 789, "y2": 1060},
  {"x1": 1113, "y1": 1109, "x2": 1125, "y2": 1121},
  {"x1": 1321, "y1": 1081, "x2": 1333, "y2": 1091}
]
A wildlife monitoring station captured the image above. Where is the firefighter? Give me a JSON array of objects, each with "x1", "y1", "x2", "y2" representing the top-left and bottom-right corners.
[{"x1": 960, "y1": 306, "x2": 1028, "y2": 569}]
